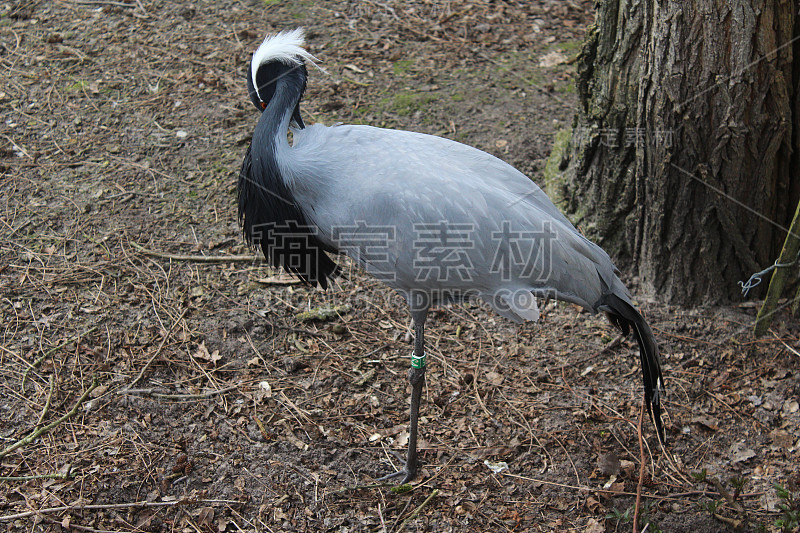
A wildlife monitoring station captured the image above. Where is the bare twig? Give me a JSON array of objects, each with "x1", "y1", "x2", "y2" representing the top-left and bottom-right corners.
[
  {"x1": 331, "y1": 481, "x2": 396, "y2": 494},
  {"x1": 0, "y1": 497, "x2": 245, "y2": 522},
  {"x1": 633, "y1": 396, "x2": 646, "y2": 533},
  {"x1": 68, "y1": 0, "x2": 136, "y2": 8},
  {"x1": 22, "y1": 325, "x2": 100, "y2": 392},
  {"x1": 120, "y1": 383, "x2": 240, "y2": 400},
  {"x1": 397, "y1": 489, "x2": 439, "y2": 530},
  {"x1": 378, "y1": 502, "x2": 387, "y2": 533},
  {"x1": 0, "y1": 377, "x2": 99, "y2": 460},
  {"x1": 34, "y1": 374, "x2": 55, "y2": 428},
  {"x1": 706, "y1": 476, "x2": 747, "y2": 525},
  {"x1": 712, "y1": 512, "x2": 744, "y2": 528},
  {"x1": 0, "y1": 134, "x2": 31, "y2": 159},
  {"x1": 123, "y1": 308, "x2": 188, "y2": 391},
  {"x1": 130, "y1": 240, "x2": 256, "y2": 263},
  {"x1": 0, "y1": 471, "x2": 72, "y2": 482}
]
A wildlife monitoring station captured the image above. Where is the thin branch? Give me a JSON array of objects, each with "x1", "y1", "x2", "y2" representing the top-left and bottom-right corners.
[
  {"x1": 712, "y1": 512, "x2": 744, "y2": 529},
  {"x1": 34, "y1": 374, "x2": 55, "y2": 428},
  {"x1": 0, "y1": 471, "x2": 71, "y2": 482},
  {"x1": 397, "y1": 489, "x2": 439, "y2": 530},
  {"x1": 69, "y1": 0, "x2": 136, "y2": 8},
  {"x1": 633, "y1": 397, "x2": 646, "y2": 533},
  {"x1": 0, "y1": 497, "x2": 246, "y2": 522},
  {"x1": 122, "y1": 308, "x2": 188, "y2": 391},
  {"x1": 129, "y1": 240, "x2": 257, "y2": 263},
  {"x1": 120, "y1": 383, "x2": 240, "y2": 400},
  {"x1": 0, "y1": 377, "x2": 99, "y2": 460},
  {"x1": 22, "y1": 325, "x2": 100, "y2": 392},
  {"x1": 706, "y1": 476, "x2": 747, "y2": 521}
]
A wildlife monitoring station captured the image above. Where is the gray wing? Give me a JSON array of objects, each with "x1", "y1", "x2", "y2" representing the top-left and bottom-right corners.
[{"x1": 284, "y1": 124, "x2": 630, "y2": 318}]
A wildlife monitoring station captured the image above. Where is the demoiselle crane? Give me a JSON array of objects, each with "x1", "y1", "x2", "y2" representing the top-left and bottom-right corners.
[{"x1": 238, "y1": 29, "x2": 665, "y2": 483}]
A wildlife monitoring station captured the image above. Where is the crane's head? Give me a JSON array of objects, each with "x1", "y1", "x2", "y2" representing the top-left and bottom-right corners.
[{"x1": 247, "y1": 28, "x2": 318, "y2": 128}]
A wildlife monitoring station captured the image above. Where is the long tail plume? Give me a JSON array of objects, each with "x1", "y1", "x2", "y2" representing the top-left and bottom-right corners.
[{"x1": 599, "y1": 293, "x2": 665, "y2": 444}]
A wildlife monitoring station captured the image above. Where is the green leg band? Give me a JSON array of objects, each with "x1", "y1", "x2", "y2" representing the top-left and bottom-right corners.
[{"x1": 411, "y1": 351, "x2": 426, "y2": 369}]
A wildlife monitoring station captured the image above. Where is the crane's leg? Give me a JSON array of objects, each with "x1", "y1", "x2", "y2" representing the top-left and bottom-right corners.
[{"x1": 377, "y1": 310, "x2": 427, "y2": 484}]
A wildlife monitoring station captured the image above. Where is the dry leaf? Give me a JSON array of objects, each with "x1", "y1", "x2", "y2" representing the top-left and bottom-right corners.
[
  {"x1": 257, "y1": 274, "x2": 302, "y2": 285},
  {"x1": 90, "y1": 385, "x2": 108, "y2": 398},
  {"x1": 769, "y1": 429, "x2": 793, "y2": 448},
  {"x1": 584, "y1": 517, "x2": 604, "y2": 533},
  {"x1": 194, "y1": 342, "x2": 222, "y2": 364},
  {"x1": 255, "y1": 380, "x2": 272, "y2": 401},
  {"x1": 730, "y1": 441, "x2": 756, "y2": 463},
  {"x1": 484, "y1": 371, "x2": 504, "y2": 386},
  {"x1": 484, "y1": 460, "x2": 509, "y2": 474},
  {"x1": 691, "y1": 416, "x2": 719, "y2": 431},
  {"x1": 197, "y1": 506, "x2": 215, "y2": 526},
  {"x1": 538, "y1": 50, "x2": 568, "y2": 67}
]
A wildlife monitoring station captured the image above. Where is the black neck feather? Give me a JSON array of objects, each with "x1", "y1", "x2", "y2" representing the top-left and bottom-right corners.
[{"x1": 238, "y1": 62, "x2": 339, "y2": 288}]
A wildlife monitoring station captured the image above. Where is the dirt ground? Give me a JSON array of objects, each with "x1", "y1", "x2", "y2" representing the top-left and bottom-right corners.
[{"x1": 1, "y1": 1, "x2": 799, "y2": 532}]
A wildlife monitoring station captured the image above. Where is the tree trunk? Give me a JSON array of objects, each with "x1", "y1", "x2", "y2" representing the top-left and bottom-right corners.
[{"x1": 556, "y1": 0, "x2": 799, "y2": 305}]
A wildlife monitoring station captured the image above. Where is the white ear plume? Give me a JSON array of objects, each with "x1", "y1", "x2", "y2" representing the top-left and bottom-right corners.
[{"x1": 250, "y1": 28, "x2": 320, "y2": 97}]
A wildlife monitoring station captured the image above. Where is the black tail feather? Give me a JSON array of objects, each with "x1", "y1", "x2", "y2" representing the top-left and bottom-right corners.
[{"x1": 599, "y1": 293, "x2": 665, "y2": 444}]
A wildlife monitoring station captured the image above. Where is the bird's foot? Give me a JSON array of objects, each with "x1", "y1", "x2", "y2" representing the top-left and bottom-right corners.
[
  {"x1": 375, "y1": 450, "x2": 419, "y2": 485},
  {"x1": 375, "y1": 466, "x2": 416, "y2": 485}
]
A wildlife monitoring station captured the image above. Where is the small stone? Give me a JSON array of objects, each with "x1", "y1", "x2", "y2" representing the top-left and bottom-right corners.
[
  {"x1": 783, "y1": 399, "x2": 799, "y2": 414},
  {"x1": 747, "y1": 395, "x2": 762, "y2": 406}
]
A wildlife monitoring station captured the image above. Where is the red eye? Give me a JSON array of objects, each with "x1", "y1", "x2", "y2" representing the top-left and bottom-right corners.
[{"x1": 260, "y1": 102, "x2": 267, "y2": 109}]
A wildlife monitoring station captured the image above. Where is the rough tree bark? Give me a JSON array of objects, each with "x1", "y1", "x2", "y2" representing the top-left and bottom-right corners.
[{"x1": 553, "y1": 0, "x2": 799, "y2": 305}]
